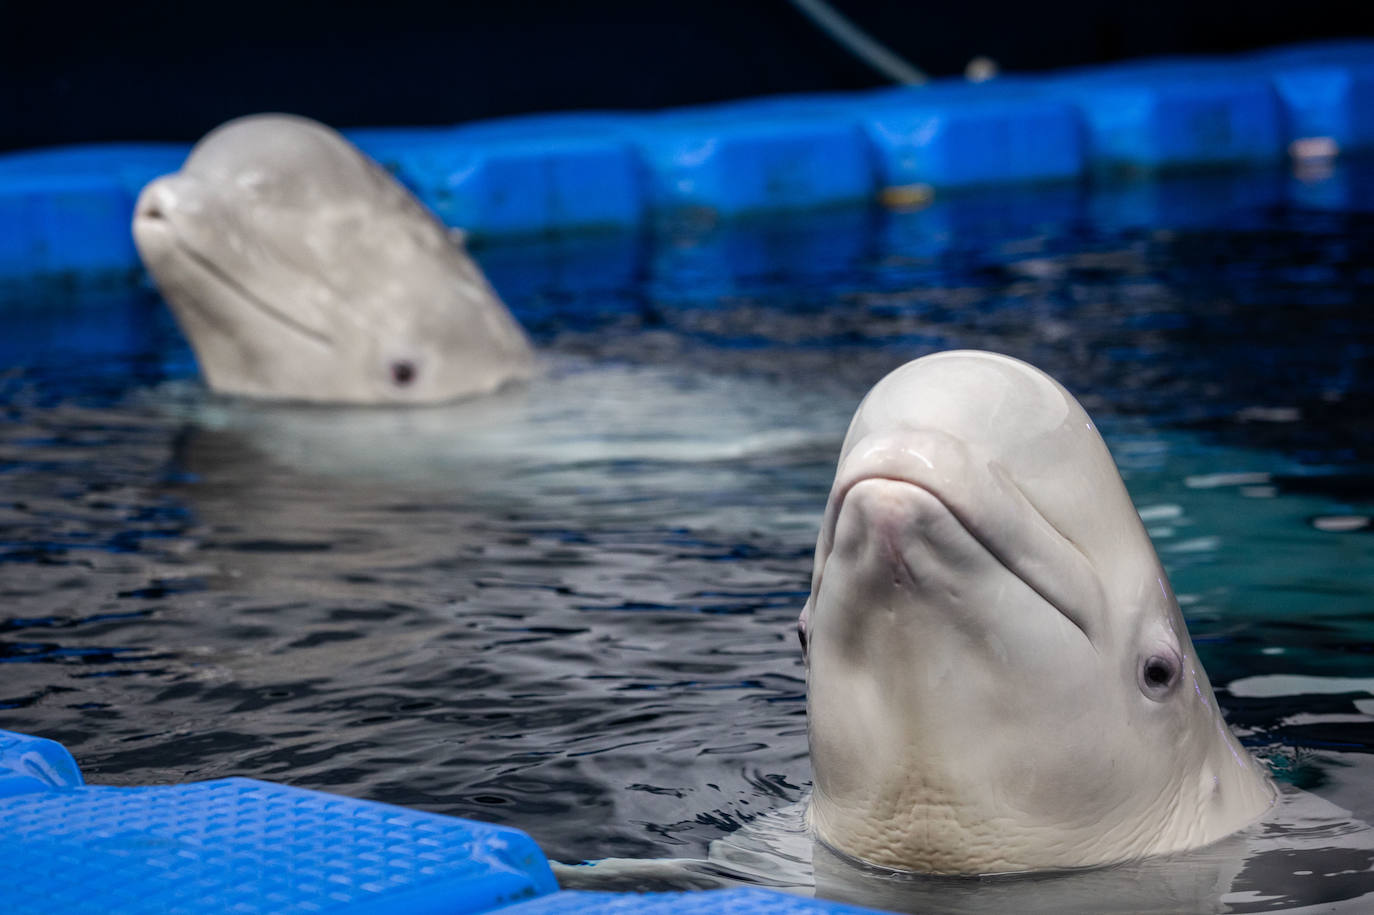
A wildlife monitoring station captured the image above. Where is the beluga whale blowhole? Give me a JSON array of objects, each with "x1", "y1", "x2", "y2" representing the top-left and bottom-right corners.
[
  {"x1": 132, "y1": 114, "x2": 534, "y2": 404},
  {"x1": 802, "y1": 349, "x2": 1277, "y2": 874}
]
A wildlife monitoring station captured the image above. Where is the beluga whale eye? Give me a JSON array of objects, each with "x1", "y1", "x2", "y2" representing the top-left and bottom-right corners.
[
  {"x1": 390, "y1": 360, "x2": 418, "y2": 386},
  {"x1": 1139, "y1": 648, "x2": 1182, "y2": 700}
]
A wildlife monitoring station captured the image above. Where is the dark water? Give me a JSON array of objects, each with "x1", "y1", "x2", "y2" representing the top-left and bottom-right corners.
[{"x1": 1, "y1": 163, "x2": 1372, "y2": 902}]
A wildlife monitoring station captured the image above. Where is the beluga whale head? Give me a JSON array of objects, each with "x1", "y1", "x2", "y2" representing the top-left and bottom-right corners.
[
  {"x1": 802, "y1": 350, "x2": 1275, "y2": 875},
  {"x1": 132, "y1": 114, "x2": 534, "y2": 404}
]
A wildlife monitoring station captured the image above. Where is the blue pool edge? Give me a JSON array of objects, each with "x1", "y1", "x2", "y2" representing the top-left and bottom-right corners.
[{"x1": 1, "y1": 39, "x2": 1372, "y2": 281}]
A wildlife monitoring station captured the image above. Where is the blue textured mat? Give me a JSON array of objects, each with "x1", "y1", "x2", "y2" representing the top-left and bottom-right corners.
[
  {"x1": 0, "y1": 729, "x2": 559, "y2": 914},
  {"x1": 0, "y1": 730, "x2": 891, "y2": 914},
  {"x1": 0, "y1": 39, "x2": 1370, "y2": 278},
  {"x1": 1, "y1": 779, "x2": 557, "y2": 914}
]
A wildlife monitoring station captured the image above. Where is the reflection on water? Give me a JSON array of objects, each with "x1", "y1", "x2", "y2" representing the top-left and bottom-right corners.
[{"x1": 1, "y1": 163, "x2": 1372, "y2": 909}]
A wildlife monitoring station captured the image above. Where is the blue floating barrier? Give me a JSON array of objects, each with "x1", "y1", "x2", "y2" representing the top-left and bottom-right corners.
[
  {"x1": 0, "y1": 39, "x2": 1371, "y2": 284},
  {"x1": 627, "y1": 110, "x2": 873, "y2": 216},
  {"x1": 1269, "y1": 64, "x2": 1374, "y2": 154},
  {"x1": 661, "y1": 82, "x2": 1085, "y2": 193},
  {"x1": 501, "y1": 888, "x2": 893, "y2": 914},
  {"x1": 1048, "y1": 63, "x2": 1286, "y2": 173},
  {"x1": 400, "y1": 140, "x2": 556, "y2": 233},
  {"x1": 357, "y1": 115, "x2": 643, "y2": 237},
  {"x1": 860, "y1": 82, "x2": 1085, "y2": 189},
  {"x1": 0, "y1": 144, "x2": 185, "y2": 279},
  {"x1": 0, "y1": 172, "x2": 140, "y2": 277},
  {"x1": 1249, "y1": 42, "x2": 1374, "y2": 154}
]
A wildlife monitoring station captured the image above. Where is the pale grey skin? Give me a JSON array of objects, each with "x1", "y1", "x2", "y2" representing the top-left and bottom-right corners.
[
  {"x1": 802, "y1": 349, "x2": 1276, "y2": 873},
  {"x1": 132, "y1": 114, "x2": 534, "y2": 404}
]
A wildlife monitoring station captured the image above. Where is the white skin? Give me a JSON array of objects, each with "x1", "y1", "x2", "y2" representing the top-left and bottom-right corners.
[
  {"x1": 132, "y1": 114, "x2": 534, "y2": 404},
  {"x1": 801, "y1": 350, "x2": 1276, "y2": 875}
]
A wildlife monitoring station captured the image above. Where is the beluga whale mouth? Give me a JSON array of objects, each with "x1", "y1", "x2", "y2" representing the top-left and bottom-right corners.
[
  {"x1": 802, "y1": 350, "x2": 1275, "y2": 875},
  {"x1": 132, "y1": 113, "x2": 534, "y2": 405},
  {"x1": 813, "y1": 429, "x2": 1104, "y2": 647}
]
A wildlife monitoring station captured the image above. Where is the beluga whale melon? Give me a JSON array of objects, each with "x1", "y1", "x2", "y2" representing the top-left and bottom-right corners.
[{"x1": 132, "y1": 113, "x2": 534, "y2": 404}]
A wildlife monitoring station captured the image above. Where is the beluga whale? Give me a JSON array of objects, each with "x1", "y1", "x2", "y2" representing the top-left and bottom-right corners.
[
  {"x1": 132, "y1": 114, "x2": 534, "y2": 404},
  {"x1": 801, "y1": 349, "x2": 1276, "y2": 874},
  {"x1": 558, "y1": 351, "x2": 1374, "y2": 912}
]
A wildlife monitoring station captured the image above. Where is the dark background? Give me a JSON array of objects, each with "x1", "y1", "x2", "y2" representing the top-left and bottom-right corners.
[{"x1": 3, "y1": 0, "x2": 1371, "y2": 152}]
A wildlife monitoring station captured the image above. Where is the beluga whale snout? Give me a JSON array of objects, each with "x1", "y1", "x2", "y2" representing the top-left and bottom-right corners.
[
  {"x1": 133, "y1": 113, "x2": 534, "y2": 404},
  {"x1": 803, "y1": 349, "x2": 1276, "y2": 875}
]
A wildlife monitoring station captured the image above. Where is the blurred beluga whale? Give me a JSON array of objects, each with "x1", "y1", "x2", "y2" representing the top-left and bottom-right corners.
[
  {"x1": 132, "y1": 114, "x2": 534, "y2": 404},
  {"x1": 555, "y1": 351, "x2": 1374, "y2": 913}
]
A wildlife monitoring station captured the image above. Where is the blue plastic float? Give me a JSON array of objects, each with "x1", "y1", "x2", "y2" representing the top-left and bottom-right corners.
[
  {"x1": 0, "y1": 39, "x2": 1371, "y2": 279},
  {"x1": 0, "y1": 728, "x2": 876, "y2": 915}
]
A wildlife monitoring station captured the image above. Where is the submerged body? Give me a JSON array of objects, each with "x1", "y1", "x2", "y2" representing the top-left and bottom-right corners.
[{"x1": 132, "y1": 114, "x2": 533, "y2": 404}]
